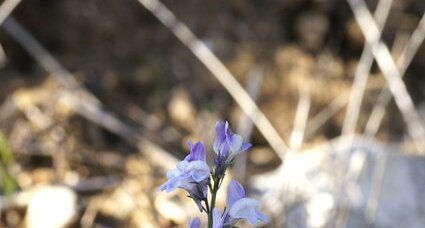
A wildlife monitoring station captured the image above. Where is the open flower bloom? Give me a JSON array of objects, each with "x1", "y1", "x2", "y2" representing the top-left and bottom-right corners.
[
  {"x1": 213, "y1": 121, "x2": 251, "y2": 174},
  {"x1": 188, "y1": 217, "x2": 201, "y2": 228},
  {"x1": 159, "y1": 142, "x2": 210, "y2": 211},
  {"x1": 213, "y1": 179, "x2": 268, "y2": 227}
]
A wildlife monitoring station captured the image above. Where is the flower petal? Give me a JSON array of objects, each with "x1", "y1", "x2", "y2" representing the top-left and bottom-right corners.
[
  {"x1": 229, "y1": 198, "x2": 265, "y2": 226},
  {"x1": 166, "y1": 169, "x2": 182, "y2": 179},
  {"x1": 186, "y1": 160, "x2": 210, "y2": 182},
  {"x1": 240, "y1": 142, "x2": 252, "y2": 152},
  {"x1": 177, "y1": 160, "x2": 189, "y2": 171},
  {"x1": 213, "y1": 208, "x2": 223, "y2": 228},
  {"x1": 227, "y1": 179, "x2": 245, "y2": 208},
  {"x1": 213, "y1": 121, "x2": 227, "y2": 154},
  {"x1": 177, "y1": 179, "x2": 208, "y2": 212},
  {"x1": 256, "y1": 210, "x2": 269, "y2": 223},
  {"x1": 188, "y1": 217, "x2": 201, "y2": 228},
  {"x1": 231, "y1": 134, "x2": 243, "y2": 153},
  {"x1": 214, "y1": 121, "x2": 252, "y2": 166},
  {"x1": 186, "y1": 141, "x2": 207, "y2": 162},
  {"x1": 159, "y1": 176, "x2": 181, "y2": 192},
  {"x1": 224, "y1": 121, "x2": 233, "y2": 146}
]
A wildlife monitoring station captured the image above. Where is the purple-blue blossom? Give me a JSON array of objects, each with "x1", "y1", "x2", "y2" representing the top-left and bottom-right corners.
[
  {"x1": 213, "y1": 121, "x2": 251, "y2": 175},
  {"x1": 159, "y1": 141, "x2": 210, "y2": 211},
  {"x1": 212, "y1": 179, "x2": 268, "y2": 227},
  {"x1": 160, "y1": 121, "x2": 267, "y2": 227},
  {"x1": 188, "y1": 217, "x2": 201, "y2": 228}
]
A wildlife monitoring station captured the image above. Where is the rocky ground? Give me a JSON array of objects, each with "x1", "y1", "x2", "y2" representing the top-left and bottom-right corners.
[{"x1": 0, "y1": 0, "x2": 425, "y2": 227}]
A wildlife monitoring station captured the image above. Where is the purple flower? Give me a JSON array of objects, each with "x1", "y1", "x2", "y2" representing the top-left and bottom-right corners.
[
  {"x1": 212, "y1": 208, "x2": 224, "y2": 228},
  {"x1": 212, "y1": 179, "x2": 268, "y2": 227},
  {"x1": 213, "y1": 121, "x2": 251, "y2": 175},
  {"x1": 159, "y1": 141, "x2": 210, "y2": 211},
  {"x1": 180, "y1": 179, "x2": 209, "y2": 212},
  {"x1": 188, "y1": 217, "x2": 201, "y2": 228}
]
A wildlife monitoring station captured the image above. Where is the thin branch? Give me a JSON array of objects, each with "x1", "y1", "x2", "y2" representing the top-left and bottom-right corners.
[
  {"x1": 136, "y1": 0, "x2": 289, "y2": 161},
  {"x1": 234, "y1": 68, "x2": 263, "y2": 184},
  {"x1": 2, "y1": 17, "x2": 96, "y2": 103},
  {"x1": 306, "y1": 92, "x2": 348, "y2": 139},
  {"x1": 289, "y1": 86, "x2": 311, "y2": 152},
  {"x1": 341, "y1": 0, "x2": 393, "y2": 138},
  {"x1": 365, "y1": 13, "x2": 425, "y2": 136},
  {"x1": 309, "y1": 11, "x2": 425, "y2": 141},
  {"x1": 0, "y1": 0, "x2": 22, "y2": 67},
  {"x1": 397, "y1": 14, "x2": 425, "y2": 75},
  {"x1": 1, "y1": 17, "x2": 178, "y2": 171},
  {"x1": 0, "y1": 42, "x2": 6, "y2": 66},
  {"x1": 347, "y1": 0, "x2": 425, "y2": 152},
  {"x1": 80, "y1": 198, "x2": 100, "y2": 228},
  {"x1": 0, "y1": 0, "x2": 21, "y2": 25}
]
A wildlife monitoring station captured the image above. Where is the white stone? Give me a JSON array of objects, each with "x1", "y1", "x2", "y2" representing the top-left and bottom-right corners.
[{"x1": 25, "y1": 185, "x2": 77, "y2": 228}]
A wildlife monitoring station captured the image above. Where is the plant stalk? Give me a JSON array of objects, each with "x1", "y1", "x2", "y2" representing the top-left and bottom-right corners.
[{"x1": 208, "y1": 177, "x2": 221, "y2": 228}]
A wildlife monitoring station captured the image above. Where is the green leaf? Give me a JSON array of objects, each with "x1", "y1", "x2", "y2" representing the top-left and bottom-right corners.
[
  {"x1": 0, "y1": 131, "x2": 13, "y2": 164},
  {"x1": 0, "y1": 130, "x2": 17, "y2": 195}
]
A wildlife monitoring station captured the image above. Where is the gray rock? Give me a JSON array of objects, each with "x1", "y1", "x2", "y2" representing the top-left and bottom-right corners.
[{"x1": 252, "y1": 136, "x2": 425, "y2": 227}]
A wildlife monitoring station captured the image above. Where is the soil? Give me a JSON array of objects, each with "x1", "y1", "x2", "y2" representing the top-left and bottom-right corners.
[{"x1": 0, "y1": 0, "x2": 424, "y2": 227}]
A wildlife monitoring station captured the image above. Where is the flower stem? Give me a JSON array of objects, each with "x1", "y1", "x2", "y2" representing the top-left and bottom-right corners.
[{"x1": 208, "y1": 177, "x2": 221, "y2": 228}]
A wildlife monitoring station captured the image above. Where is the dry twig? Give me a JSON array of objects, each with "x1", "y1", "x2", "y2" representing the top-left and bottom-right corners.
[
  {"x1": 0, "y1": 0, "x2": 20, "y2": 25},
  {"x1": 0, "y1": 0, "x2": 22, "y2": 66},
  {"x1": 0, "y1": 43, "x2": 6, "y2": 66},
  {"x1": 234, "y1": 68, "x2": 263, "y2": 183},
  {"x1": 309, "y1": 14, "x2": 425, "y2": 140},
  {"x1": 289, "y1": 86, "x2": 311, "y2": 152},
  {"x1": 347, "y1": 0, "x2": 425, "y2": 152},
  {"x1": 341, "y1": 0, "x2": 393, "y2": 138},
  {"x1": 2, "y1": 17, "x2": 96, "y2": 103},
  {"x1": 306, "y1": 92, "x2": 348, "y2": 139},
  {"x1": 1, "y1": 17, "x2": 178, "y2": 170},
  {"x1": 365, "y1": 14, "x2": 425, "y2": 136},
  {"x1": 136, "y1": 0, "x2": 289, "y2": 161}
]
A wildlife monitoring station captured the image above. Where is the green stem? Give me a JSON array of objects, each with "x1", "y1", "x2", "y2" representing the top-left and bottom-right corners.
[{"x1": 208, "y1": 177, "x2": 221, "y2": 228}]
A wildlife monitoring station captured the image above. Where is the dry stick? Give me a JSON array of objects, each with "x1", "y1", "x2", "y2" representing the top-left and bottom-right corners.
[
  {"x1": 0, "y1": 0, "x2": 22, "y2": 66},
  {"x1": 0, "y1": 0, "x2": 20, "y2": 25},
  {"x1": 1, "y1": 17, "x2": 98, "y2": 105},
  {"x1": 305, "y1": 92, "x2": 348, "y2": 139},
  {"x1": 0, "y1": 43, "x2": 6, "y2": 66},
  {"x1": 341, "y1": 1, "x2": 420, "y2": 224},
  {"x1": 397, "y1": 14, "x2": 425, "y2": 75},
  {"x1": 234, "y1": 68, "x2": 263, "y2": 184},
  {"x1": 347, "y1": 0, "x2": 425, "y2": 153},
  {"x1": 362, "y1": 16, "x2": 425, "y2": 226},
  {"x1": 1, "y1": 17, "x2": 178, "y2": 171},
  {"x1": 58, "y1": 90, "x2": 178, "y2": 170},
  {"x1": 307, "y1": 15, "x2": 425, "y2": 140},
  {"x1": 341, "y1": 0, "x2": 393, "y2": 138},
  {"x1": 289, "y1": 86, "x2": 311, "y2": 153},
  {"x1": 336, "y1": 1, "x2": 392, "y2": 224},
  {"x1": 137, "y1": 0, "x2": 288, "y2": 161},
  {"x1": 80, "y1": 198, "x2": 100, "y2": 228},
  {"x1": 365, "y1": 14, "x2": 425, "y2": 137}
]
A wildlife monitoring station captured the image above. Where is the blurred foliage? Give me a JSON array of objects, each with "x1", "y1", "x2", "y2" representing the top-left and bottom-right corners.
[{"x1": 0, "y1": 130, "x2": 17, "y2": 195}]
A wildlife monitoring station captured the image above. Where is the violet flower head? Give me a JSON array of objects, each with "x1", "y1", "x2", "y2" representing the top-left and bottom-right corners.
[
  {"x1": 179, "y1": 179, "x2": 209, "y2": 212},
  {"x1": 159, "y1": 141, "x2": 210, "y2": 211},
  {"x1": 212, "y1": 179, "x2": 268, "y2": 227},
  {"x1": 213, "y1": 121, "x2": 251, "y2": 175},
  {"x1": 212, "y1": 208, "x2": 224, "y2": 228},
  {"x1": 188, "y1": 217, "x2": 201, "y2": 228}
]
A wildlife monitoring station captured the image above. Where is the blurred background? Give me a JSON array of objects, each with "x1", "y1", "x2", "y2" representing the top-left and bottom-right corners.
[{"x1": 0, "y1": 0, "x2": 425, "y2": 227}]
